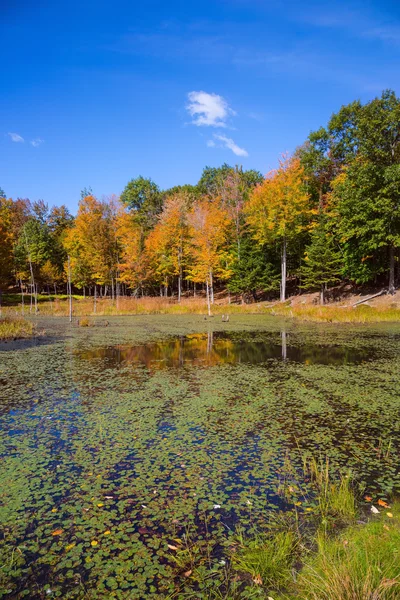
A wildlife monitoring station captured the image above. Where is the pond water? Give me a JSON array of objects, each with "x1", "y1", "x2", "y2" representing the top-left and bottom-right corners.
[
  {"x1": 1, "y1": 315, "x2": 400, "y2": 598},
  {"x1": 76, "y1": 331, "x2": 374, "y2": 369}
]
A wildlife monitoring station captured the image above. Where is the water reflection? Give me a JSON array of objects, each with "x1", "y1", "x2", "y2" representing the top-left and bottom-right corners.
[{"x1": 76, "y1": 331, "x2": 373, "y2": 369}]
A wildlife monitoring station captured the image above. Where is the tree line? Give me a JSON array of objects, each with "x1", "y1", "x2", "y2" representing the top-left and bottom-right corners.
[{"x1": 1, "y1": 90, "x2": 399, "y2": 306}]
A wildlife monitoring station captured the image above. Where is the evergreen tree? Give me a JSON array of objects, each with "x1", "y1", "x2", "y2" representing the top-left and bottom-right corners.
[{"x1": 301, "y1": 218, "x2": 342, "y2": 304}]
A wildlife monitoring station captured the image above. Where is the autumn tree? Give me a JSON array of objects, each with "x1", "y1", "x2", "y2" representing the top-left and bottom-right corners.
[
  {"x1": 64, "y1": 195, "x2": 119, "y2": 294},
  {"x1": 246, "y1": 155, "x2": 312, "y2": 301},
  {"x1": 145, "y1": 192, "x2": 191, "y2": 300},
  {"x1": 187, "y1": 198, "x2": 231, "y2": 314},
  {"x1": 116, "y1": 204, "x2": 149, "y2": 295}
]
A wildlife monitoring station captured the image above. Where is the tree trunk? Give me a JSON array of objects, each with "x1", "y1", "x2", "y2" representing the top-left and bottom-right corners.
[
  {"x1": 389, "y1": 244, "x2": 395, "y2": 295},
  {"x1": 281, "y1": 330, "x2": 287, "y2": 360},
  {"x1": 206, "y1": 279, "x2": 211, "y2": 316},
  {"x1": 67, "y1": 255, "x2": 73, "y2": 323},
  {"x1": 280, "y1": 236, "x2": 287, "y2": 302},
  {"x1": 209, "y1": 269, "x2": 214, "y2": 304},
  {"x1": 20, "y1": 279, "x2": 24, "y2": 312},
  {"x1": 178, "y1": 275, "x2": 181, "y2": 304},
  {"x1": 320, "y1": 284, "x2": 325, "y2": 305},
  {"x1": 94, "y1": 285, "x2": 97, "y2": 313}
]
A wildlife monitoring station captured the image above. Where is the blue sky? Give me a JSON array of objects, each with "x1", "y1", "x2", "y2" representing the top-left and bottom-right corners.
[{"x1": 2, "y1": 0, "x2": 400, "y2": 213}]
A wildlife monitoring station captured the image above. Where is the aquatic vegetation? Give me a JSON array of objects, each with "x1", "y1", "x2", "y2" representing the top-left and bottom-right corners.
[{"x1": 0, "y1": 315, "x2": 400, "y2": 598}]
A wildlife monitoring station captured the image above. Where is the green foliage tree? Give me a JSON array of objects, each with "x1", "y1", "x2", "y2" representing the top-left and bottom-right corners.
[
  {"x1": 301, "y1": 218, "x2": 343, "y2": 304},
  {"x1": 227, "y1": 232, "x2": 280, "y2": 301},
  {"x1": 120, "y1": 176, "x2": 163, "y2": 230}
]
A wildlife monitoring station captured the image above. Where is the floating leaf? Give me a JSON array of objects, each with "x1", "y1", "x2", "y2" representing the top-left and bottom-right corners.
[
  {"x1": 51, "y1": 529, "x2": 63, "y2": 536},
  {"x1": 91, "y1": 540, "x2": 99, "y2": 546}
]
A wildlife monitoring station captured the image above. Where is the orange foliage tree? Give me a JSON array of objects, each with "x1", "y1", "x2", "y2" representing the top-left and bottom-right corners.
[
  {"x1": 145, "y1": 192, "x2": 191, "y2": 301},
  {"x1": 64, "y1": 195, "x2": 119, "y2": 294},
  {"x1": 187, "y1": 198, "x2": 232, "y2": 314}
]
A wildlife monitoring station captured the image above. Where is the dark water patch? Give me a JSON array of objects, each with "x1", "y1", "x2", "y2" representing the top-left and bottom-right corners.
[
  {"x1": 0, "y1": 335, "x2": 61, "y2": 352},
  {"x1": 74, "y1": 331, "x2": 375, "y2": 369}
]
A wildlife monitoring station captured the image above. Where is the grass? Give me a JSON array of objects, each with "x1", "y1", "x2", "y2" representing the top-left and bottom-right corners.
[
  {"x1": 0, "y1": 317, "x2": 36, "y2": 340},
  {"x1": 232, "y1": 530, "x2": 298, "y2": 590},
  {"x1": 304, "y1": 457, "x2": 357, "y2": 527},
  {"x1": 272, "y1": 303, "x2": 400, "y2": 323},
  {"x1": 3, "y1": 292, "x2": 400, "y2": 321},
  {"x1": 297, "y1": 504, "x2": 400, "y2": 600}
]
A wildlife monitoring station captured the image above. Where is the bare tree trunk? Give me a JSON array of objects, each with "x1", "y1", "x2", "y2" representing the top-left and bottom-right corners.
[
  {"x1": 20, "y1": 279, "x2": 24, "y2": 313},
  {"x1": 209, "y1": 269, "x2": 214, "y2": 304},
  {"x1": 389, "y1": 244, "x2": 395, "y2": 295},
  {"x1": 34, "y1": 284, "x2": 38, "y2": 314},
  {"x1": 206, "y1": 279, "x2": 211, "y2": 316},
  {"x1": 320, "y1": 284, "x2": 325, "y2": 305},
  {"x1": 281, "y1": 330, "x2": 287, "y2": 360},
  {"x1": 24, "y1": 228, "x2": 37, "y2": 313},
  {"x1": 178, "y1": 275, "x2": 181, "y2": 304},
  {"x1": 193, "y1": 282, "x2": 196, "y2": 297},
  {"x1": 116, "y1": 270, "x2": 120, "y2": 310},
  {"x1": 67, "y1": 255, "x2": 73, "y2": 323},
  {"x1": 54, "y1": 283, "x2": 57, "y2": 297},
  {"x1": 280, "y1": 236, "x2": 287, "y2": 302},
  {"x1": 94, "y1": 285, "x2": 97, "y2": 313}
]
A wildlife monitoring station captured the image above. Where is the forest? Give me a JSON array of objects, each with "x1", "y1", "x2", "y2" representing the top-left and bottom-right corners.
[{"x1": 1, "y1": 90, "x2": 400, "y2": 307}]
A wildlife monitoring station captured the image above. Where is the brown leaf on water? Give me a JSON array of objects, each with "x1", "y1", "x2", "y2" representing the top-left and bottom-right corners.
[
  {"x1": 378, "y1": 499, "x2": 390, "y2": 508},
  {"x1": 51, "y1": 529, "x2": 63, "y2": 536},
  {"x1": 364, "y1": 495, "x2": 372, "y2": 502},
  {"x1": 184, "y1": 570, "x2": 192, "y2": 577}
]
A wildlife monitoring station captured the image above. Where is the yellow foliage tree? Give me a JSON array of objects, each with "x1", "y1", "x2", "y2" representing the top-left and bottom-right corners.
[
  {"x1": 245, "y1": 155, "x2": 312, "y2": 301},
  {"x1": 187, "y1": 198, "x2": 231, "y2": 314},
  {"x1": 145, "y1": 192, "x2": 190, "y2": 301}
]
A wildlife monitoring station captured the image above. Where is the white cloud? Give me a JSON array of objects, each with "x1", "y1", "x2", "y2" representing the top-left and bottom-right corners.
[
  {"x1": 213, "y1": 134, "x2": 248, "y2": 157},
  {"x1": 8, "y1": 132, "x2": 24, "y2": 143},
  {"x1": 30, "y1": 138, "x2": 44, "y2": 147},
  {"x1": 186, "y1": 91, "x2": 235, "y2": 127},
  {"x1": 206, "y1": 139, "x2": 216, "y2": 147}
]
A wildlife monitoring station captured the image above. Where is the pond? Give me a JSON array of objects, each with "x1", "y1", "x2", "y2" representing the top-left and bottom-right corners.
[{"x1": 1, "y1": 315, "x2": 400, "y2": 598}]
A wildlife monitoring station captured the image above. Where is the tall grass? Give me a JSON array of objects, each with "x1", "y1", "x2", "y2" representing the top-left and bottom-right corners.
[
  {"x1": 0, "y1": 317, "x2": 36, "y2": 340},
  {"x1": 272, "y1": 303, "x2": 400, "y2": 323},
  {"x1": 297, "y1": 505, "x2": 400, "y2": 599},
  {"x1": 232, "y1": 530, "x2": 298, "y2": 590},
  {"x1": 2, "y1": 296, "x2": 269, "y2": 318}
]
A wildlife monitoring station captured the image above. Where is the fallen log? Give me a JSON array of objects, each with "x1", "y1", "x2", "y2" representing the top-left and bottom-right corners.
[{"x1": 352, "y1": 289, "x2": 386, "y2": 307}]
